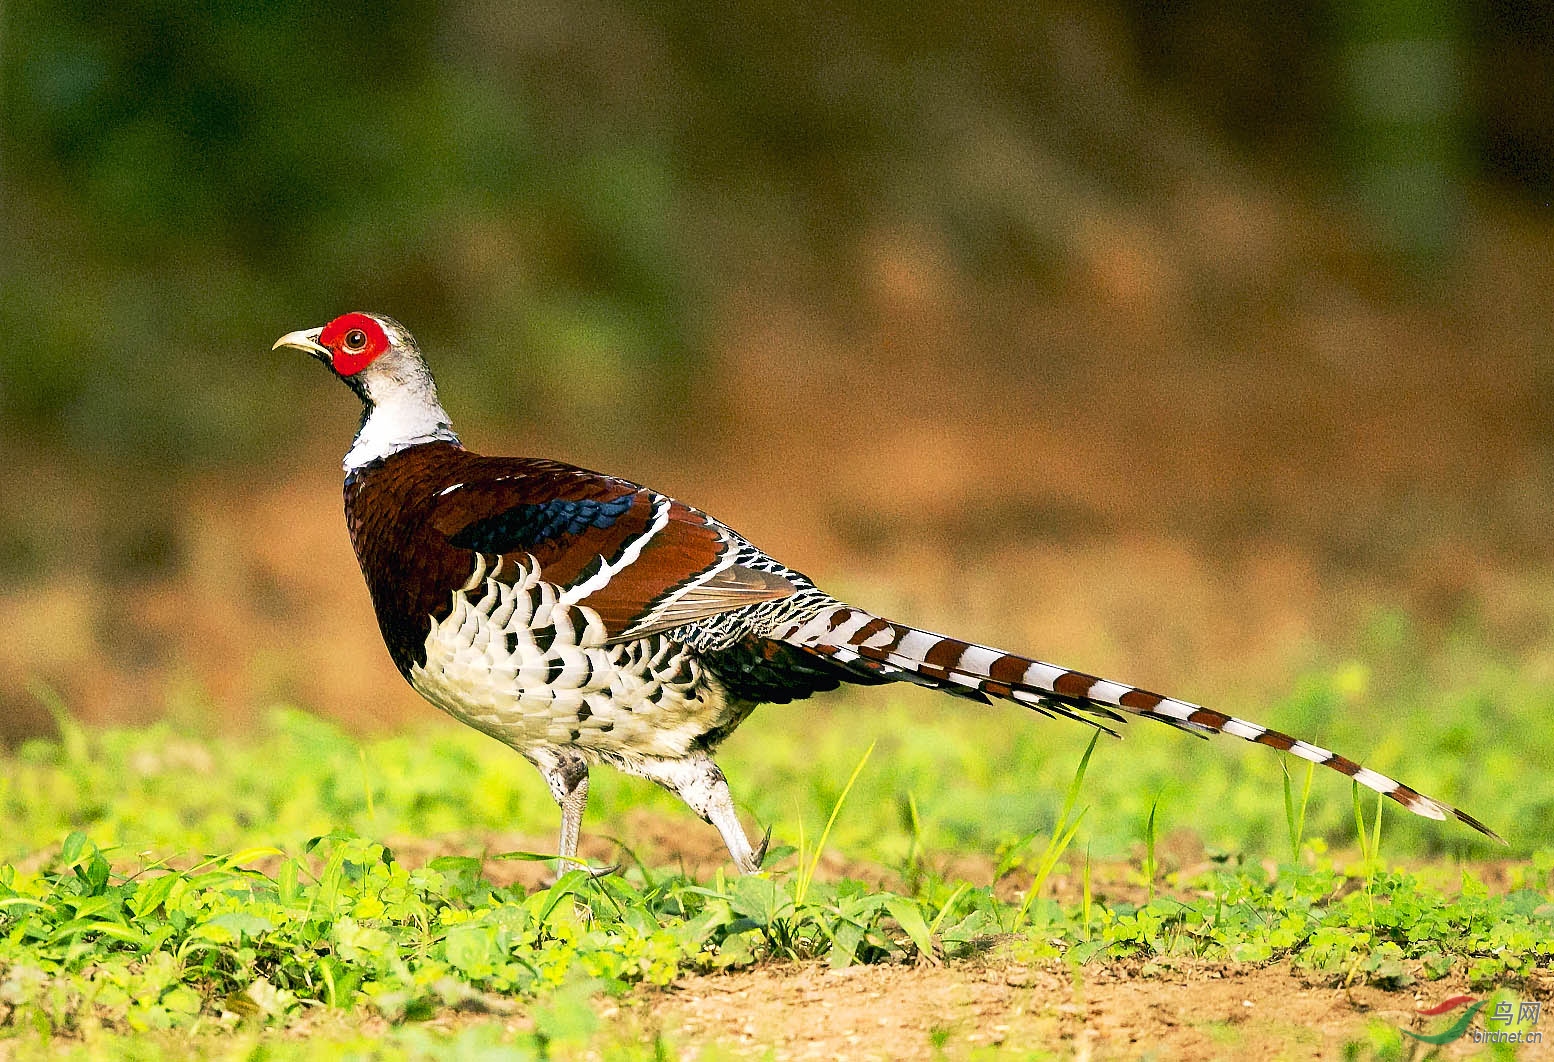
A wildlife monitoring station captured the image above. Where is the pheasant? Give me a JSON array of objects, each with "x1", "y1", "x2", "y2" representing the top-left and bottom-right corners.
[{"x1": 275, "y1": 311, "x2": 1500, "y2": 871}]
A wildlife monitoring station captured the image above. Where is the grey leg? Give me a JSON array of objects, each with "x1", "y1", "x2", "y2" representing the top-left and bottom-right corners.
[
  {"x1": 527, "y1": 748, "x2": 592, "y2": 875},
  {"x1": 620, "y1": 755, "x2": 769, "y2": 874}
]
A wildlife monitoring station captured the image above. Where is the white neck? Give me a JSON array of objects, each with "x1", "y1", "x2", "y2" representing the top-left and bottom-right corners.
[{"x1": 344, "y1": 390, "x2": 460, "y2": 471}]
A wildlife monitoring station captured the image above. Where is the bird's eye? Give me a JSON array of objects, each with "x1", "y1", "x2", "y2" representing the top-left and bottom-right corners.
[{"x1": 344, "y1": 329, "x2": 368, "y2": 352}]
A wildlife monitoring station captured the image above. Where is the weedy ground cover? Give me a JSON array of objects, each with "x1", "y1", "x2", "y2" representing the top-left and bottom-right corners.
[{"x1": 1, "y1": 637, "x2": 1552, "y2": 1058}]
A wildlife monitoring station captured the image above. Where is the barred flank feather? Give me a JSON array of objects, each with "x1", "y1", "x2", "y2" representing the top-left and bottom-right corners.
[{"x1": 771, "y1": 605, "x2": 1502, "y2": 843}]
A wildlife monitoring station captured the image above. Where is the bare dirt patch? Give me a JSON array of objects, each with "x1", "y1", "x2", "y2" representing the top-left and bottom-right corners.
[
  {"x1": 608, "y1": 958, "x2": 1515, "y2": 1060},
  {"x1": 389, "y1": 955, "x2": 1534, "y2": 1060}
]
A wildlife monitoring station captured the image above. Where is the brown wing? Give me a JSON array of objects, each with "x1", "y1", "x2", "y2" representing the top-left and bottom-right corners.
[{"x1": 425, "y1": 456, "x2": 795, "y2": 640}]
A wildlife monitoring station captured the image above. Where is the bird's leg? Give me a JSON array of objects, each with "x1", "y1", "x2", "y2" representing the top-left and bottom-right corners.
[
  {"x1": 556, "y1": 772, "x2": 588, "y2": 866},
  {"x1": 528, "y1": 749, "x2": 613, "y2": 880},
  {"x1": 621, "y1": 755, "x2": 769, "y2": 874}
]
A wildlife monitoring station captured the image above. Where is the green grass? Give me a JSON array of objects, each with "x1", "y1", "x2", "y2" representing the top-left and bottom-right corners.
[
  {"x1": 3, "y1": 804, "x2": 1551, "y2": 1046},
  {"x1": 2, "y1": 632, "x2": 1553, "y2": 1057}
]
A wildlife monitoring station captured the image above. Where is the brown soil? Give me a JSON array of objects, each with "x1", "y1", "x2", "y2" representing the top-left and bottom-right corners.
[
  {"x1": 620, "y1": 959, "x2": 1492, "y2": 1061},
  {"x1": 384, "y1": 956, "x2": 1538, "y2": 1061}
]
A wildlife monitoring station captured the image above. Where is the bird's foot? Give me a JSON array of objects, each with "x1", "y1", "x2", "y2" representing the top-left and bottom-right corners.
[
  {"x1": 541, "y1": 860, "x2": 619, "y2": 888},
  {"x1": 734, "y1": 825, "x2": 774, "y2": 875}
]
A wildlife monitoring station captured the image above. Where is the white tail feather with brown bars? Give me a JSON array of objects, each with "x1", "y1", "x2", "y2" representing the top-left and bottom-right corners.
[{"x1": 773, "y1": 604, "x2": 1502, "y2": 843}]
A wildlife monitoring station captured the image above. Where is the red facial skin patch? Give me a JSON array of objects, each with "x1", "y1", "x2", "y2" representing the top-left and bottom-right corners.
[{"x1": 319, "y1": 313, "x2": 389, "y2": 375}]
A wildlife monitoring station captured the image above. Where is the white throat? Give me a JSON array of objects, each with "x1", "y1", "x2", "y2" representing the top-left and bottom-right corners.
[{"x1": 344, "y1": 389, "x2": 460, "y2": 471}]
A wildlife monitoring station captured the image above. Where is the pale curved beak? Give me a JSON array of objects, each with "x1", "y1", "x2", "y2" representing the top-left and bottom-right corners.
[{"x1": 272, "y1": 327, "x2": 329, "y2": 358}]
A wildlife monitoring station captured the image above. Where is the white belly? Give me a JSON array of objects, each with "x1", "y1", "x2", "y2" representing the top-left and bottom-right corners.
[{"x1": 408, "y1": 555, "x2": 737, "y2": 760}]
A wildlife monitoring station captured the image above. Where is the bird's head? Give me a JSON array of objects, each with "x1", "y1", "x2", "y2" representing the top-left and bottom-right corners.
[
  {"x1": 273, "y1": 310, "x2": 419, "y2": 380},
  {"x1": 273, "y1": 311, "x2": 441, "y2": 404},
  {"x1": 274, "y1": 312, "x2": 458, "y2": 467}
]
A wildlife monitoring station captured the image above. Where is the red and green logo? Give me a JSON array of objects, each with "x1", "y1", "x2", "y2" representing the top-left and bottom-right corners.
[
  {"x1": 1403, "y1": 996, "x2": 1485, "y2": 1046},
  {"x1": 1405, "y1": 996, "x2": 1545, "y2": 1047}
]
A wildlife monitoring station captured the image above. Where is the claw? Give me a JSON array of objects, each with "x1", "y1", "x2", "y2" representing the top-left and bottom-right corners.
[{"x1": 541, "y1": 860, "x2": 619, "y2": 887}]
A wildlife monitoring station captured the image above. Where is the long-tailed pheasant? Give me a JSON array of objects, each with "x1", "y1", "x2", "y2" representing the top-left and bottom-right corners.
[{"x1": 275, "y1": 311, "x2": 1501, "y2": 871}]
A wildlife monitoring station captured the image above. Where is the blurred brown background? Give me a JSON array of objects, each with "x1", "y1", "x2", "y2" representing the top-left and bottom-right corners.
[{"x1": 2, "y1": 0, "x2": 1552, "y2": 740}]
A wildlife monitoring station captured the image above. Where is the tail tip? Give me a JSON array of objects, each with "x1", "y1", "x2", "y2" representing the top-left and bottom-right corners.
[
  {"x1": 1453, "y1": 808, "x2": 1507, "y2": 846},
  {"x1": 1399, "y1": 792, "x2": 1504, "y2": 844}
]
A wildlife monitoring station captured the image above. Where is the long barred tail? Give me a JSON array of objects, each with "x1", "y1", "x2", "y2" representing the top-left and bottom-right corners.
[{"x1": 769, "y1": 604, "x2": 1502, "y2": 843}]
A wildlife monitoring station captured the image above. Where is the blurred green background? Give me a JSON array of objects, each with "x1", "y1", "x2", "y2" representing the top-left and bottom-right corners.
[
  {"x1": 2, "y1": 0, "x2": 1553, "y2": 854},
  {"x1": 5, "y1": 0, "x2": 1550, "y2": 460}
]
